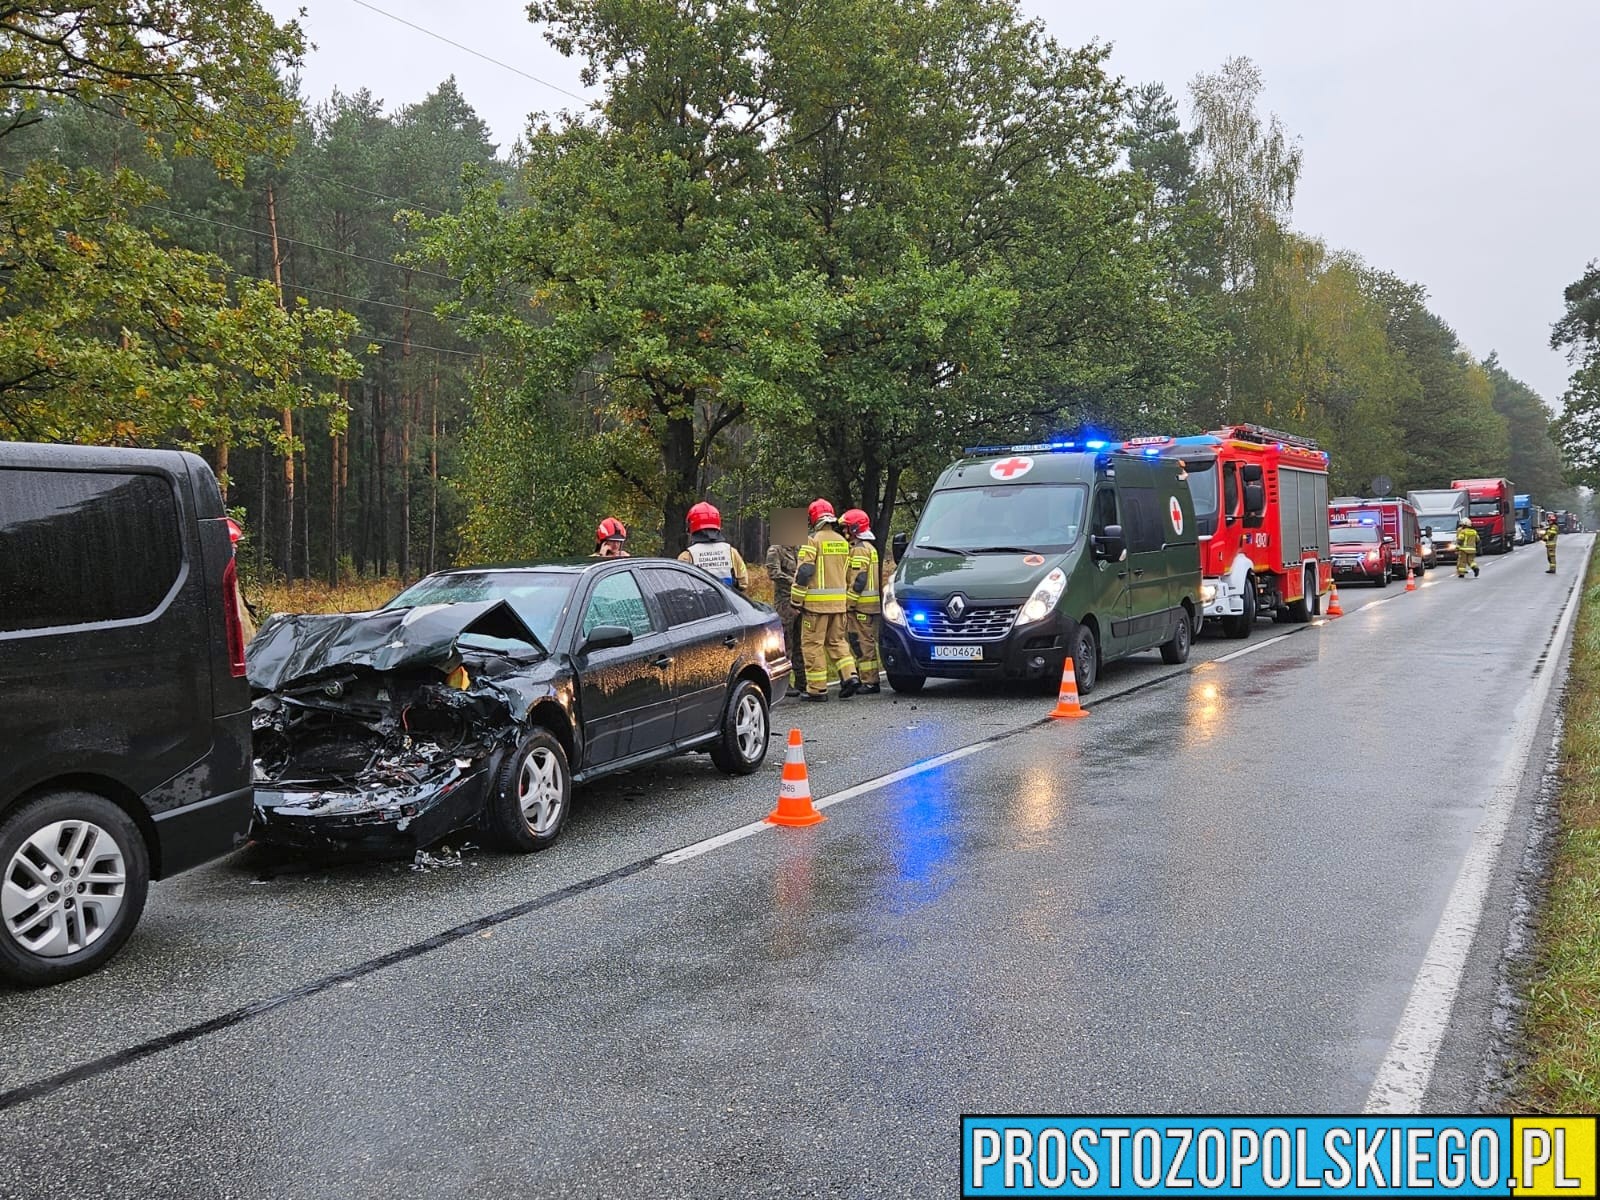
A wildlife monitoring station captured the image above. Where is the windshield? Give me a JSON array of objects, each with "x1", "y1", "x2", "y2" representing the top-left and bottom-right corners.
[
  {"x1": 1330, "y1": 526, "x2": 1381, "y2": 545},
  {"x1": 1184, "y1": 458, "x2": 1218, "y2": 518},
  {"x1": 385, "y1": 571, "x2": 575, "y2": 650},
  {"x1": 913, "y1": 483, "x2": 1087, "y2": 553},
  {"x1": 1469, "y1": 500, "x2": 1500, "y2": 517}
]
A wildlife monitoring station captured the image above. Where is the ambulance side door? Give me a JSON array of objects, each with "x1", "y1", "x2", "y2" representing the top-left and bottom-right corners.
[{"x1": 1088, "y1": 484, "x2": 1132, "y2": 656}]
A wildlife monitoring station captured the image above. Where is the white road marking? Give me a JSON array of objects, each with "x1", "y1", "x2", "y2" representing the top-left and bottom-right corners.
[
  {"x1": 1364, "y1": 546, "x2": 1590, "y2": 1112},
  {"x1": 1211, "y1": 633, "x2": 1299, "y2": 663},
  {"x1": 656, "y1": 742, "x2": 991, "y2": 865}
]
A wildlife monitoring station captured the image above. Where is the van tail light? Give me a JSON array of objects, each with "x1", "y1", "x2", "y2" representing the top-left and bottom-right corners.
[{"x1": 222, "y1": 555, "x2": 248, "y2": 678}]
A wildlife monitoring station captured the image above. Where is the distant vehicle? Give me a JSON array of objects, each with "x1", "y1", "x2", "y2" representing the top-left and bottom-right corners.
[
  {"x1": 248, "y1": 559, "x2": 788, "y2": 854},
  {"x1": 1450, "y1": 477, "x2": 1516, "y2": 553},
  {"x1": 1123, "y1": 424, "x2": 1331, "y2": 638},
  {"x1": 879, "y1": 442, "x2": 1201, "y2": 695},
  {"x1": 0, "y1": 442, "x2": 253, "y2": 986},
  {"x1": 1328, "y1": 517, "x2": 1392, "y2": 587},
  {"x1": 1514, "y1": 494, "x2": 1535, "y2": 544},
  {"x1": 1407, "y1": 488, "x2": 1471, "y2": 563},
  {"x1": 1329, "y1": 497, "x2": 1425, "y2": 579},
  {"x1": 1561, "y1": 511, "x2": 1582, "y2": 534}
]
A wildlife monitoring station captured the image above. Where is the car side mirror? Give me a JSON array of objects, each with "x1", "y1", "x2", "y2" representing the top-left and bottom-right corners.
[
  {"x1": 1093, "y1": 524, "x2": 1127, "y2": 562},
  {"x1": 892, "y1": 532, "x2": 908, "y2": 562},
  {"x1": 1383, "y1": 535, "x2": 1396, "y2": 545},
  {"x1": 1242, "y1": 480, "x2": 1266, "y2": 515},
  {"x1": 581, "y1": 624, "x2": 634, "y2": 652}
]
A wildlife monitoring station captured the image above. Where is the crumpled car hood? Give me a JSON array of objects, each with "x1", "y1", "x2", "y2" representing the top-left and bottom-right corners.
[{"x1": 247, "y1": 600, "x2": 542, "y2": 691}]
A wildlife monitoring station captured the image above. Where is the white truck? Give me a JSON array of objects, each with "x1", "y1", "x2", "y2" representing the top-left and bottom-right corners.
[{"x1": 1407, "y1": 488, "x2": 1470, "y2": 564}]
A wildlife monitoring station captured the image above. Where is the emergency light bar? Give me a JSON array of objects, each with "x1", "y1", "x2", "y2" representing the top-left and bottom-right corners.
[
  {"x1": 1220, "y1": 422, "x2": 1321, "y2": 451},
  {"x1": 962, "y1": 441, "x2": 1097, "y2": 456}
]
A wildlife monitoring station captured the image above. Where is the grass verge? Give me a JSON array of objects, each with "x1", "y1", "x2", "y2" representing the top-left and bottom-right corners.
[{"x1": 1517, "y1": 543, "x2": 1600, "y2": 1111}]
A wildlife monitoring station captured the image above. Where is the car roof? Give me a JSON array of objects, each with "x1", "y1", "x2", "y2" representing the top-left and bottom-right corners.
[{"x1": 419, "y1": 557, "x2": 696, "y2": 578}]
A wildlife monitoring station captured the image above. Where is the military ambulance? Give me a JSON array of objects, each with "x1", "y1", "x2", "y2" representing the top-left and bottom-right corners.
[{"x1": 879, "y1": 442, "x2": 1201, "y2": 695}]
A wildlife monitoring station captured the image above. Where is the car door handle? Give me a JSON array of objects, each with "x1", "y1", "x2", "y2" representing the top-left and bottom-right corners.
[
  {"x1": 722, "y1": 635, "x2": 738, "y2": 648},
  {"x1": 1132, "y1": 569, "x2": 1145, "y2": 577},
  {"x1": 653, "y1": 655, "x2": 673, "y2": 670}
]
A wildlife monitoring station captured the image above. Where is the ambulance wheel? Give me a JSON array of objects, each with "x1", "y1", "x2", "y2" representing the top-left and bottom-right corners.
[
  {"x1": 1071, "y1": 625, "x2": 1099, "y2": 694},
  {"x1": 1221, "y1": 579, "x2": 1255, "y2": 639},
  {"x1": 886, "y1": 671, "x2": 925, "y2": 695},
  {"x1": 1160, "y1": 608, "x2": 1192, "y2": 664}
]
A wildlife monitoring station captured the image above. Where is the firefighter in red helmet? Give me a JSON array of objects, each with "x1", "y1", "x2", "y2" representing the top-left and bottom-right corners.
[
  {"x1": 839, "y1": 508, "x2": 881, "y2": 694},
  {"x1": 592, "y1": 517, "x2": 630, "y2": 558},
  {"x1": 678, "y1": 501, "x2": 749, "y2": 591},
  {"x1": 791, "y1": 498, "x2": 860, "y2": 701}
]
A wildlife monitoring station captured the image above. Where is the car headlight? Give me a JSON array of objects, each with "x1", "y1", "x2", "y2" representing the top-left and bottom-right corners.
[
  {"x1": 882, "y1": 579, "x2": 906, "y2": 627},
  {"x1": 1365, "y1": 550, "x2": 1379, "y2": 563},
  {"x1": 1016, "y1": 568, "x2": 1066, "y2": 626},
  {"x1": 1200, "y1": 583, "x2": 1217, "y2": 604}
]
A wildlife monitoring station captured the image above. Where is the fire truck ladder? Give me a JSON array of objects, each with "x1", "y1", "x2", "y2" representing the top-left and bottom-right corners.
[{"x1": 1221, "y1": 423, "x2": 1321, "y2": 451}]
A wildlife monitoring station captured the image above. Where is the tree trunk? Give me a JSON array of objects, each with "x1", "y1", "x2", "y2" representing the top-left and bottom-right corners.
[
  {"x1": 428, "y1": 361, "x2": 440, "y2": 575},
  {"x1": 216, "y1": 440, "x2": 229, "y2": 503},
  {"x1": 375, "y1": 384, "x2": 389, "y2": 577},
  {"x1": 662, "y1": 409, "x2": 696, "y2": 556},
  {"x1": 266, "y1": 181, "x2": 294, "y2": 582},
  {"x1": 257, "y1": 442, "x2": 268, "y2": 579},
  {"x1": 399, "y1": 273, "x2": 413, "y2": 582},
  {"x1": 878, "y1": 462, "x2": 903, "y2": 546}
]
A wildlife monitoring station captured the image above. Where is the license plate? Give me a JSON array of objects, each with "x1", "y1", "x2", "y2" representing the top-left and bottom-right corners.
[{"x1": 931, "y1": 644, "x2": 983, "y2": 661}]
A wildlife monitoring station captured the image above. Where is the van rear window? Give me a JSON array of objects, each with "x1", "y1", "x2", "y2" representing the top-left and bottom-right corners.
[{"x1": 0, "y1": 469, "x2": 182, "y2": 633}]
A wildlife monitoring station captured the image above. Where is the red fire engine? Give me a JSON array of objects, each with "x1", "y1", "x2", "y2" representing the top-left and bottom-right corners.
[{"x1": 1125, "y1": 424, "x2": 1332, "y2": 638}]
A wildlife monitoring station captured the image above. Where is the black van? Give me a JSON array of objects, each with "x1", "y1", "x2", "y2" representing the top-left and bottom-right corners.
[{"x1": 0, "y1": 442, "x2": 253, "y2": 985}]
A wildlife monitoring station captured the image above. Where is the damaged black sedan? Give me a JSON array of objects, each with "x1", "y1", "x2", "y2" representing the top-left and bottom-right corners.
[{"x1": 247, "y1": 559, "x2": 790, "y2": 854}]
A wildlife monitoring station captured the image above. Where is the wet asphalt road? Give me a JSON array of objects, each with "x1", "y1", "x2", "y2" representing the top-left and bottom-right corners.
[{"x1": 0, "y1": 540, "x2": 1589, "y2": 1198}]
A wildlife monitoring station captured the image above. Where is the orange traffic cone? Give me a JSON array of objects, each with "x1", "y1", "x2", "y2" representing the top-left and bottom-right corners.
[
  {"x1": 1327, "y1": 582, "x2": 1344, "y2": 617},
  {"x1": 767, "y1": 729, "x2": 825, "y2": 827},
  {"x1": 1050, "y1": 659, "x2": 1088, "y2": 719},
  {"x1": 1405, "y1": 562, "x2": 1417, "y2": 592}
]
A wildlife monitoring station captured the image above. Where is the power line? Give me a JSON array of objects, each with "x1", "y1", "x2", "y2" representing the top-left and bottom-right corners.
[
  {"x1": 290, "y1": 281, "x2": 468, "y2": 324},
  {"x1": 347, "y1": 0, "x2": 590, "y2": 105}
]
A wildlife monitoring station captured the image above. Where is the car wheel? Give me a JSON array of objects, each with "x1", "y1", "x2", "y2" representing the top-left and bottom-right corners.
[
  {"x1": 1376, "y1": 565, "x2": 1389, "y2": 587},
  {"x1": 1221, "y1": 577, "x2": 1255, "y2": 640},
  {"x1": 1160, "y1": 609, "x2": 1192, "y2": 664},
  {"x1": 710, "y1": 679, "x2": 770, "y2": 775},
  {"x1": 886, "y1": 671, "x2": 926, "y2": 695},
  {"x1": 1072, "y1": 623, "x2": 1099, "y2": 694},
  {"x1": 0, "y1": 790, "x2": 149, "y2": 987},
  {"x1": 488, "y1": 729, "x2": 572, "y2": 853}
]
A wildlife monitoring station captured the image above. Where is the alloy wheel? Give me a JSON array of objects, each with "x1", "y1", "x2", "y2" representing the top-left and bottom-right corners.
[
  {"x1": 2, "y1": 819, "x2": 127, "y2": 958},
  {"x1": 518, "y1": 748, "x2": 565, "y2": 835},
  {"x1": 735, "y1": 691, "x2": 767, "y2": 763}
]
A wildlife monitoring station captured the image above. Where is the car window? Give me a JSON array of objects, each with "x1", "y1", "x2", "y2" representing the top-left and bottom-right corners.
[
  {"x1": 1117, "y1": 486, "x2": 1165, "y2": 552},
  {"x1": 1091, "y1": 487, "x2": 1117, "y2": 536},
  {"x1": 643, "y1": 567, "x2": 728, "y2": 627},
  {"x1": 0, "y1": 468, "x2": 182, "y2": 634},
  {"x1": 581, "y1": 571, "x2": 656, "y2": 638}
]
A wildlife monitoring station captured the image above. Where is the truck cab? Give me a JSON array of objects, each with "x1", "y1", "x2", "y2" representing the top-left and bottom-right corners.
[{"x1": 1450, "y1": 477, "x2": 1515, "y2": 554}]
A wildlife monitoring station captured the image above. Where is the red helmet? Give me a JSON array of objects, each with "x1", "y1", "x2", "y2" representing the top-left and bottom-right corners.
[
  {"x1": 839, "y1": 508, "x2": 872, "y2": 539},
  {"x1": 595, "y1": 516, "x2": 628, "y2": 544},
  {"x1": 687, "y1": 501, "x2": 721, "y2": 534},
  {"x1": 808, "y1": 498, "x2": 835, "y2": 526}
]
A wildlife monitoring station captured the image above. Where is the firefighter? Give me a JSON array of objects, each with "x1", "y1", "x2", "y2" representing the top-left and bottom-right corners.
[
  {"x1": 678, "y1": 501, "x2": 749, "y2": 591},
  {"x1": 840, "y1": 508, "x2": 881, "y2": 694},
  {"x1": 765, "y1": 537, "x2": 805, "y2": 690},
  {"x1": 592, "y1": 517, "x2": 630, "y2": 558},
  {"x1": 1543, "y1": 512, "x2": 1560, "y2": 573},
  {"x1": 791, "y1": 498, "x2": 859, "y2": 701},
  {"x1": 1455, "y1": 517, "x2": 1480, "y2": 578}
]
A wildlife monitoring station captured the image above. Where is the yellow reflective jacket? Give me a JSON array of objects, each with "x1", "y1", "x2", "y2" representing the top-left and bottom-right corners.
[
  {"x1": 791, "y1": 525, "x2": 852, "y2": 613},
  {"x1": 1543, "y1": 524, "x2": 1559, "y2": 547},
  {"x1": 847, "y1": 540, "x2": 880, "y2": 615},
  {"x1": 1457, "y1": 526, "x2": 1479, "y2": 554}
]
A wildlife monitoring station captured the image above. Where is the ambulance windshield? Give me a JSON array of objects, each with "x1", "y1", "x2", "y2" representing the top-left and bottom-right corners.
[{"x1": 913, "y1": 483, "x2": 1087, "y2": 554}]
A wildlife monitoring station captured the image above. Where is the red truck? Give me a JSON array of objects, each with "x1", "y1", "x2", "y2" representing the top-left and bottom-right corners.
[
  {"x1": 1124, "y1": 424, "x2": 1331, "y2": 638},
  {"x1": 1450, "y1": 477, "x2": 1515, "y2": 554},
  {"x1": 1328, "y1": 497, "x2": 1426, "y2": 581}
]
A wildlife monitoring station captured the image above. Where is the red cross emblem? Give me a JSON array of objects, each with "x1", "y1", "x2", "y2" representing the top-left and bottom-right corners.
[
  {"x1": 989, "y1": 455, "x2": 1034, "y2": 480},
  {"x1": 1169, "y1": 495, "x2": 1184, "y2": 535}
]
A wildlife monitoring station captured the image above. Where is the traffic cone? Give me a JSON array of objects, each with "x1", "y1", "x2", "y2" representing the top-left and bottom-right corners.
[
  {"x1": 1405, "y1": 562, "x2": 1417, "y2": 592},
  {"x1": 766, "y1": 729, "x2": 825, "y2": 827},
  {"x1": 1050, "y1": 659, "x2": 1088, "y2": 719},
  {"x1": 1327, "y1": 582, "x2": 1344, "y2": 618}
]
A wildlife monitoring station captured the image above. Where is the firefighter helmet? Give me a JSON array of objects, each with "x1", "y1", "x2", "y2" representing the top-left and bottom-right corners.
[
  {"x1": 808, "y1": 498, "x2": 836, "y2": 526},
  {"x1": 1457, "y1": 517, "x2": 1471, "y2": 529},
  {"x1": 596, "y1": 516, "x2": 628, "y2": 545},
  {"x1": 687, "y1": 501, "x2": 721, "y2": 534},
  {"x1": 839, "y1": 508, "x2": 874, "y2": 540}
]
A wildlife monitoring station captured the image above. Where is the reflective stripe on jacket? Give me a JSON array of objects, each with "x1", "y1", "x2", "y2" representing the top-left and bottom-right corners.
[
  {"x1": 792, "y1": 527, "x2": 852, "y2": 613},
  {"x1": 847, "y1": 541, "x2": 880, "y2": 614}
]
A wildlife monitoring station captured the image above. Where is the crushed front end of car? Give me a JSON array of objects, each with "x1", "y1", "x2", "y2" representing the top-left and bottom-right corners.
[{"x1": 247, "y1": 601, "x2": 548, "y2": 854}]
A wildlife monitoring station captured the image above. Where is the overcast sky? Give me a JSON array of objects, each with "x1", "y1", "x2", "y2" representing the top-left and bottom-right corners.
[{"x1": 262, "y1": 0, "x2": 1598, "y2": 410}]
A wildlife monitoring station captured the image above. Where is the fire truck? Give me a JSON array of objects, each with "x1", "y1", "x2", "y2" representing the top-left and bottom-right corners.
[
  {"x1": 1125, "y1": 424, "x2": 1332, "y2": 638},
  {"x1": 1327, "y1": 496, "x2": 1425, "y2": 580}
]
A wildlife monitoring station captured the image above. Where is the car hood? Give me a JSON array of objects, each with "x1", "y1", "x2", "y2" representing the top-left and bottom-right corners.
[
  {"x1": 895, "y1": 548, "x2": 1074, "y2": 602},
  {"x1": 1331, "y1": 544, "x2": 1382, "y2": 556},
  {"x1": 247, "y1": 600, "x2": 544, "y2": 691}
]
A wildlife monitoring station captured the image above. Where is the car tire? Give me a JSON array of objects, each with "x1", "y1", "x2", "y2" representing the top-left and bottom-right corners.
[
  {"x1": 1221, "y1": 578, "x2": 1255, "y2": 640},
  {"x1": 1072, "y1": 623, "x2": 1100, "y2": 694},
  {"x1": 1376, "y1": 566, "x2": 1389, "y2": 588},
  {"x1": 487, "y1": 729, "x2": 572, "y2": 853},
  {"x1": 710, "y1": 678, "x2": 770, "y2": 775},
  {"x1": 886, "y1": 671, "x2": 926, "y2": 695},
  {"x1": 1160, "y1": 609, "x2": 1192, "y2": 664},
  {"x1": 0, "y1": 789, "x2": 149, "y2": 987}
]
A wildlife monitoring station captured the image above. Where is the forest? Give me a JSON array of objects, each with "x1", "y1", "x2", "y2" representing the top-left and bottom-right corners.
[{"x1": 0, "y1": 0, "x2": 1577, "y2": 586}]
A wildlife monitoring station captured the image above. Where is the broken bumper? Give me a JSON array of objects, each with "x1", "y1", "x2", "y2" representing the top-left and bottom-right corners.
[{"x1": 251, "y1": 761, "x2": 493, "y2": 853}]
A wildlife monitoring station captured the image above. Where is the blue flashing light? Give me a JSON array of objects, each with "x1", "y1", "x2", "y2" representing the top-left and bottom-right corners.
[
  {"x1": 1143, "y1": 447, "x2": 1161, "y2": 456},
  {"x1": 911, "y1": 611, "x2": 928, "y2": 624},
  {"x1": 1084, "y1": 439, "x2": 1107, "y2": 450}
]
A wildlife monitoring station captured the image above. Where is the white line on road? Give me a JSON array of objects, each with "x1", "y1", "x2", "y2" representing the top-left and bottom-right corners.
[{"x1": 1364, "y1": 547, "x2": 1590, "y2": 1113}]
